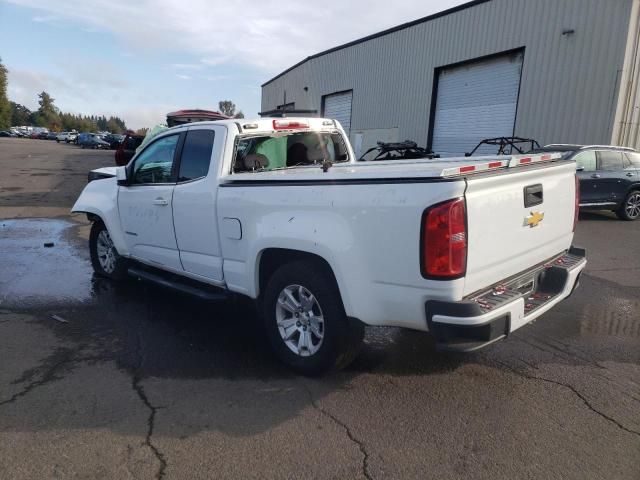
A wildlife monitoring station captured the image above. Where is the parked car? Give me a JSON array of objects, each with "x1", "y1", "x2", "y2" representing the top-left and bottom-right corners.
[
  {"x1": 67, "y1": 132, "x2": 78, "y2": 143},
  {"x1": 37, "y1": 132, "x2": 49, "y2": 139},
  {"x1": 56, "y1": 132, "x2": 70, "y2": 142},
  {"x1": 73, "y1": 117, "x2": 585, "y2": 374},
  {"x1": 104, "y1": 134, "x2": 125, "y2": 149},
  {"x1": 0, "y1": 130, "x2": 15, "y2": 137},
  {"x1": 78, "y1": 133, "x2": 110, "y2": 149},
  {"x1": 115, "y1": 133, "x2": 144, "y2": 166},
  {"x1": 534, "y1": 144, "x2": 639, "y2": 220},
  {"x1": 46, "y1": 132, "x2": 58, "y2": 140}
]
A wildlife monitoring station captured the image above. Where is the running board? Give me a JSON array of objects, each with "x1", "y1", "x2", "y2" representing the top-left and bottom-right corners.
[{"x1": 128, "y1": 266, "x2": 228, "y2": 301}]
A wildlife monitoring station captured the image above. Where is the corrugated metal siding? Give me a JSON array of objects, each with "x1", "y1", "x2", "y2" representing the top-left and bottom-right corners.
[
  {"x1": 612, "y1": 0, "x2": 640, "y2": 148},
  {"x1": 262, "y1": 0, "x2": 633, "y2": 148}
]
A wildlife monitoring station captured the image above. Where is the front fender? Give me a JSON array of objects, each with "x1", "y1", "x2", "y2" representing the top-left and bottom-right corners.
[{"x1": 71, "y1": 177, "x2": 129, "y2": 256}]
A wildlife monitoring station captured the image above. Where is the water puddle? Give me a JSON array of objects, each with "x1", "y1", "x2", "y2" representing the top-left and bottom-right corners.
[{"x1": 0, "y1": 218, "x2": 93, "y2": 308}]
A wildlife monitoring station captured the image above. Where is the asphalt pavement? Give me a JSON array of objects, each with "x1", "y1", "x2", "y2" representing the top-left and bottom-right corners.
[{"x1": 0, "y1": 138, "x2": 638, "y2": 479}]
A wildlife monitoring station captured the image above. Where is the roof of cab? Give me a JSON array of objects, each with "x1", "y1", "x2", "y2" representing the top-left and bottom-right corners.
[{"x1": 163, "y1": 117, "x2": 341, "y2": 134}]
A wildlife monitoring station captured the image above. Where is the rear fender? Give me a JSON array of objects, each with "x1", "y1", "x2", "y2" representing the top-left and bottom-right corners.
[{"x1": 71, "y1": 177, "x2": 129, "y2": 256}]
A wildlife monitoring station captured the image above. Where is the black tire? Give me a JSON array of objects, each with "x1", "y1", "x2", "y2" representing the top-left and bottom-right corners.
[
  {"x1": 616, "y1": 190, "x2": 640, "y2": 221},
  {"x1": 56, "y1": 139, "x2": 60, "y2": 143},
  {"x1": 262, "y1": 260, "x2": 364, "y2": 375},
  {"x1": 89, "y1": 221, "x2": 129, "y2": 280}
]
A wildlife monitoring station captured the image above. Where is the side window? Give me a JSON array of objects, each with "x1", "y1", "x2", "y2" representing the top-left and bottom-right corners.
[
  {"x1": 178, "y1": 130, "x2": 215, "y2": 182},
  {"x1": 597, "y1": 151, "x2": 623, "y2": 171},
  {"x1": 132, "y1": 134, "x2": 179, "y2": 184},
  {"x1": 624, "y1": 152, "x2": 640, "y2": 168},
  {"x1": 573, "y1": 151, "x2": 596, "y2": 172}
]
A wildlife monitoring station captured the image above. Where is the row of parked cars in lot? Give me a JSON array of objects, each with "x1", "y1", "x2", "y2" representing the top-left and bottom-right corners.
[{"x1": 2, "y1": 128, "x2": 125, "y2": 149}]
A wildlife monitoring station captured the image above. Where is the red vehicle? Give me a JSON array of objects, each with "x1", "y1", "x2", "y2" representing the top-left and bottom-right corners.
[
  {"x1": 115, "y1": 133, "x2": 144, "y2": 166},
  {"x1": 166, "y1": 109, "x2": 228, "y2": 126}
]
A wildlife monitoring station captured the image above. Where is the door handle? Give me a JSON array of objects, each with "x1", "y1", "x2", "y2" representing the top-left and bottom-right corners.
[
  {"x1": 153, "y1": 197, "x2": 169, "y2": 206},
  {"x1": 591, "y1": 174, "x2": 600, "y2": 179},
  {"x1": 626, "y1": 172, "x2": 635, "y2": 177}
]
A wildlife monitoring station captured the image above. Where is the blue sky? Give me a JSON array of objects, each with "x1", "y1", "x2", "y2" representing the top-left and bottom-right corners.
[{"x1": 0, "y1": 0, "x2": 464, "y2": 129}]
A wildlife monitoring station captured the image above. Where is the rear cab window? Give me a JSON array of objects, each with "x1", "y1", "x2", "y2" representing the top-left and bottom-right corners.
[{"x1": 233, "y1": 131, "x2": 349, "y2": 173}]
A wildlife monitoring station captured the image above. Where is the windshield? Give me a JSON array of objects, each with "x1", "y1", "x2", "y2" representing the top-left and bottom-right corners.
[{"x1": 233, "y1": 131, "x2": 349, "y2": 173}]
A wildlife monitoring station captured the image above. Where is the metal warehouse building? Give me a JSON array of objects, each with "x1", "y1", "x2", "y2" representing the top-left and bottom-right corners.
[{"x1": 261, "y1": 0, "x2": 640, "y2": 158}]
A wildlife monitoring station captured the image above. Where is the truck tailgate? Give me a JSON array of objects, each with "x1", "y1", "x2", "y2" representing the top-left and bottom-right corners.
[{"x1": 463, "y1": 161, "x2": 577, "y2": 296}]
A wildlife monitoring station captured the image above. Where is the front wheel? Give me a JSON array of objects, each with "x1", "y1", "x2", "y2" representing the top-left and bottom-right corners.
[
  {"x1": 616, "y1": 190, "x2": 640, "y2": 221},
  {"x1": 262, "y1": 260, "x2": 364, "y2": 375},
  {"x1": 89, "y1": 221, "x2": 128, "y2": 280}
]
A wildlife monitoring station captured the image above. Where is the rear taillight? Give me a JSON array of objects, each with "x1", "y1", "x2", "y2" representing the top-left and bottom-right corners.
[
  {"x1": 573, "y1": 174, "x2": 580, "y2": 231},
  {"x1": 421, "y1": 198, "x2": 467, "y2": 279}
]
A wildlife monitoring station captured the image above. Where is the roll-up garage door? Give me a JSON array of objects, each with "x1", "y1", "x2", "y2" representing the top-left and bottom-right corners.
[
  {"x1": 431, "y1": 52, "x2": 524, "y2": 157},
  {"x1": 323, "y1": 91, "x2": 353, "y2": 136}
]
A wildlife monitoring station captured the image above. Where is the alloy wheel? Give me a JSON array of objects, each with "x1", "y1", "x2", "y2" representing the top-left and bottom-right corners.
[{"x1": 275, "y1": 284, "x2": 325, "y2": 357}]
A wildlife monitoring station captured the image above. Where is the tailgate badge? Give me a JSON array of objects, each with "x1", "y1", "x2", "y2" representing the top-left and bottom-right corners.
[{"x1": 523, "y1": 211, "x2": 544, "y2": 228}]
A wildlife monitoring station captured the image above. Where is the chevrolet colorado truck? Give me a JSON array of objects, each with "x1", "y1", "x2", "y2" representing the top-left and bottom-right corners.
[{"x1": 73, "y1": 118, "x2": 586, "y2": 374}]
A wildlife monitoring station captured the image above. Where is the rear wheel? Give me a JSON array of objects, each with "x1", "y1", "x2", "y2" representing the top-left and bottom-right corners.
[
  {"x1": 616, "y1": 190, "x2": 640, "y2": 221},
  {"x1": 262, "y1": 260, "x2": 363, "y2": 375},
  {"x1": 89, "y1": 221, "x2": 128, "y2": 280}
]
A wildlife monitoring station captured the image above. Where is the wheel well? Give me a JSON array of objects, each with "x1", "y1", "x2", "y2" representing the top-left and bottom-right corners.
[
  {"x1": 86, "y1": 213, "x2": 101, "y2": 223},
  {"x1": 258, "y1": 249, "x2": 338, "y2": 298}
]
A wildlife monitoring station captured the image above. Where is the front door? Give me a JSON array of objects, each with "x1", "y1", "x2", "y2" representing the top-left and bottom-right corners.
[{"x1": 118, "y1": 133, "x2": 183, "y2": 270}]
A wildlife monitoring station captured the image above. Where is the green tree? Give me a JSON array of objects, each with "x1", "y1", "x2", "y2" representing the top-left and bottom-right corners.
[
  {"x1": 218, "y1": 100, "x2": 235, "y2": 117},
  {"x1": 10, "y1": 102, "x2": 32, "y2": 126},
  {"x1": 0, "y1": 58, "x2": 11, "y2": 129},
  {"x1": 35, "y1": 91, "x2": 61, "y2": 130},
  {"x1": 106, "y1": 117, "x2": 123, "y2": 134}
]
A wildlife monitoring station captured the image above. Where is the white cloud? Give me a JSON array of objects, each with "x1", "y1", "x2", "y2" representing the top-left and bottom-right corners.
[
  {"x1": 170, "y1": 63, "x2": 203, "y2": 70},
  {"x1": 8, "y1": 0, "x2": 467, "y2": 74},
  {"x1": 31, "y1": 14, "x2": 58, "y2": 23},
  {"x1": 175, "y1": 74, "x2": 191, "y2": 80}
]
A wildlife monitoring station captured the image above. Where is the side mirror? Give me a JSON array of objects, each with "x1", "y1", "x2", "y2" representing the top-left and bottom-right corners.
[
  {"x1": 116, "y1": 166, "x2": 129, "y2": 186},
  {"x1": 576, "y1": 166, "x2": 584, "y2": 172},
  {"x1": 464, "y1": 152, "x2": 471, "y2": 157}
]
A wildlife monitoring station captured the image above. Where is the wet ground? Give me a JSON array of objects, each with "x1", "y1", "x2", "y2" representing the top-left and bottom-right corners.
[{"x1": 0, "y1": 138, "x2": 639, "y2": 479}]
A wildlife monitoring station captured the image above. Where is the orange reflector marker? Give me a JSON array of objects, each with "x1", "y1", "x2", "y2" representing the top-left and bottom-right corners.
[
  {"x1": 459, "y1": 165, "x2": 476, "y2": 173},
  {"x1": 519, "y1": 157, "x2": 532, "y2": 164},
  {"x1": 489, "y1": 161, "x2": 503, "y2": 168}
]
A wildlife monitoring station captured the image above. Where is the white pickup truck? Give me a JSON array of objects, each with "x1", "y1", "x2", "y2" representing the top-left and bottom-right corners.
[{"x1": 73, "y1": 117, "x2": 586, "y2": 374}]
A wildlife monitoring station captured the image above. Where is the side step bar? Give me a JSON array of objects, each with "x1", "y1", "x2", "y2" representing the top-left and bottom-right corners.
[{"x1": 128, "y1": 266, "x2": 228, "y2": 301}]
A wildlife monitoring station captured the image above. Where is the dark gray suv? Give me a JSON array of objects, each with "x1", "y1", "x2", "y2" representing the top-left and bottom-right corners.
[{"x1": 536, "y1": 145, "x2": 640, "y2": 221}]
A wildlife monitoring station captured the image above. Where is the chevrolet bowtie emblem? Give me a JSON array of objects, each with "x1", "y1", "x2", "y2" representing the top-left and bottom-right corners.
[{"x1": 524, "y1": 211, "x2": 544, "y2": 228}]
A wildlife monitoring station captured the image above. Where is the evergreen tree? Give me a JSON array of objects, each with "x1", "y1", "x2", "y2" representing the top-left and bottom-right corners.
[{"x1": 10, "y1": 102, "x2": 32, "y2": 126}]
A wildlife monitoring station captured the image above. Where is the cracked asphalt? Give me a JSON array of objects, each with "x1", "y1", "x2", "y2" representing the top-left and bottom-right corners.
[{"x1": 1, "y1": 138, "x2": 639, "y2": 479}]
